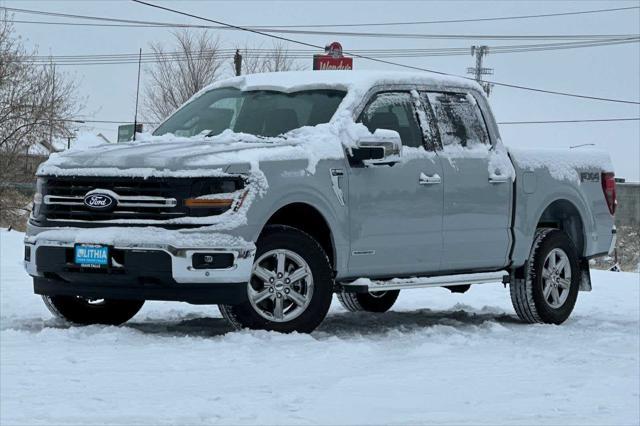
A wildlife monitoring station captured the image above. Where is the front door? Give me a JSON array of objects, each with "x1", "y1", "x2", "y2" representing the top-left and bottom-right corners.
[
  {"x1": 421, "y1": 91, "x2": 512, "y2": 271},
  {"x1": 347, "y1": 91, "x2": 443, "y2": 278}
]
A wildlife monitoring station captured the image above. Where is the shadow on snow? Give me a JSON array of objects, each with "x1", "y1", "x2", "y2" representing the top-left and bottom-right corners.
[{"x1": 1, "y1": 307, "x2": 522, "y2": 338}]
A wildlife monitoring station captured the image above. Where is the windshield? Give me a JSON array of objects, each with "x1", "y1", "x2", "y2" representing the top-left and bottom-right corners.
[{"x1": 153, "y1": 87, "x2": 346, "y2": 138}]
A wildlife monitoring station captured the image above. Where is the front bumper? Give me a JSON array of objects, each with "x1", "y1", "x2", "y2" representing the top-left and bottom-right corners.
[{"x1": 24, "y1": 226, "x2": 256, "y2": 304}]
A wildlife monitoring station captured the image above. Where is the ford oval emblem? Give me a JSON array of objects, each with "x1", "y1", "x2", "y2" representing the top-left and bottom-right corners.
[{"x1": 83, "y1": 193, "x2": 116, "y2": 211}]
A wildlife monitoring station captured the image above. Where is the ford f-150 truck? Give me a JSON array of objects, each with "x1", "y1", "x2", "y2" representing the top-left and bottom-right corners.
[{"x1": 24, "y1": 71, "x2": 617, "y2": 333}]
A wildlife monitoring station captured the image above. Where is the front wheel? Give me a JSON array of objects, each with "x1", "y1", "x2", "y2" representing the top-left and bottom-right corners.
[
  {"x1": 510, "y1": 228, "x2": 580, "y2": 325},
  {"x1": 219, "y1": 225, "x2": 334, "y2": 333},
  {"x1": 42, "y1": 295, "x2": 144, "y2": 325}
]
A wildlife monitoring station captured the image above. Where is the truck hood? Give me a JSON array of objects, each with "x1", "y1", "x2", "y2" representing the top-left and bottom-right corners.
[{"x1": 37, "y1": 128, "x2": 347, "y2": 178}]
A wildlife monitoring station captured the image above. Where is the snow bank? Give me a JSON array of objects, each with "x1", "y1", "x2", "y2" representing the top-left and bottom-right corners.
[{"x1": 510, "y1": 147, "x2": 613, "y2": 182}]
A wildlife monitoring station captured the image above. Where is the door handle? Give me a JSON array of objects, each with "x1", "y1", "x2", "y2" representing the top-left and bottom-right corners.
[
  {"x1": 419, "y1": 173, "x2": 441, "y2": 185},
  {"x1": 489, "y1": 175, "x2": 510, "y2": 184},
  {"x1": 330, "y1": 168, "x2": 345, "y2": 206}
]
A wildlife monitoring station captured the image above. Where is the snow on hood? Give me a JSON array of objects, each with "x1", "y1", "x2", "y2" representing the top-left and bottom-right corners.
[
  {"x1": 37, "y1": 106, "x2": 377, "y2": 179},
  {"x1": 37, "y1": 115, "x2": 372, "y2": 178}
]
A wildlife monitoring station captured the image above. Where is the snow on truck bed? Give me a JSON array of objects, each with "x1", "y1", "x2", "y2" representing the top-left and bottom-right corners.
[
  {"x1": 510, "y1": 147, "x2": 614, "y2": 182},
  {"x1": 1, "y1": 228, "x2": 638, "y2": 425}
]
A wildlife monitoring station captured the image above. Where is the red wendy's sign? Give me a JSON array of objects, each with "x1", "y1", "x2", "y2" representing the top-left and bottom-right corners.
[{"x1": 313, "y1": 42, "x2": 353, "y2": 70}]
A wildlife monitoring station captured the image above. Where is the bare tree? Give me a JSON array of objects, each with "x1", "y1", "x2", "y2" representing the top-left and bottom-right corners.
[
  {"x1": 0, "y1": 12, "x2": 82, "y2": 229},
  {"x1": 142, "y1": 30, "x2": 224, "y2": 123},
  {"x1": 233, "y1": 41, "x2": 306, "y2": 75}
]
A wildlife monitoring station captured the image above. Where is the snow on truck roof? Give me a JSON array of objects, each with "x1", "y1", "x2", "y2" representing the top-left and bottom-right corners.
[
  {"x1": 183, "y1": 70, "x2": 484, "y2": 116},
  {"x1": 202, "y1": 70, "x2": 482, "y2": 95}
]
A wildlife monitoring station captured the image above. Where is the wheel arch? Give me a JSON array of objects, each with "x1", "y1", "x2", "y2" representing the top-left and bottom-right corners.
[
  {"x1": 260, "y1": 201, "x2": 338, "y2": 271},
  {"x1": 536, "y1": 198, "x2": 587, "y2": 257}
]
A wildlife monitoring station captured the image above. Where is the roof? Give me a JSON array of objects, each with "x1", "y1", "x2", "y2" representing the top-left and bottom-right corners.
[
  {"x1": 183, "y1": 70, "x2": 483, "y2": 117},
  {"x1": 209, "y1": 70, "x2": 481, "y2": 94}
]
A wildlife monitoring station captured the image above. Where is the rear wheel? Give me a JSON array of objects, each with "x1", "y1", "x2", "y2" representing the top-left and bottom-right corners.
[
  {"x1": 219, "y1": 225, "x2": 333, "y2": 333},
  {"x1": 510, "y1": 228, "x2": 580, "y2": 325},
  {"x1": 337, "y1": 290, "x2": 400, "y2": 313},
  {"x1": 42, "y1": 295, "x2": 144, "y2": 325}
]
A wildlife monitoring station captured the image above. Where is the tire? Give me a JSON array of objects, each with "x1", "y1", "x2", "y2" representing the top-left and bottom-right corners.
[
  {"x1": 42, "y1": 295, "x2": 144, "y2": 326},
  {"x1": 337, "y1": 290, "x2": 400, "y2": 313},
  {"x1": 510, "y1": 228, "x2": 580, "y2": 325},
  {"x1": 219, "y1": 225, "x2": 334, "y2": 333}
]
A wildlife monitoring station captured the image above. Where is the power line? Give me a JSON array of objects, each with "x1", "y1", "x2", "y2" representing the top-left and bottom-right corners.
[
  {"x1": 3, "y1": 7, "x2": 638, "y2": 40},
  {"x1": 20, "y1": 37, "x2": 640, "y2": 66},
  {"x1": 5, "y1": 5, "x2": 639, "y2": 28},
  {"x1": 236, "y1": 5, "x2": 640, "y2": 28},
  {"x1": 497, "y1": 118, "x2": 640, "y2": 125},
  {"x1": 11, "y1": 20, "x2": 637, "y2": 41},
  {"x1": 130, "y1": 0, "x2": 640, "y2": 105},
  {"x1": 19, "y1": 38, "x2": 639, "y2": 66}
]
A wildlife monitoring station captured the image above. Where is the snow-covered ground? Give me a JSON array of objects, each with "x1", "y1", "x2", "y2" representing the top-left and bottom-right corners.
[{"x1": 1, "y1": 228, "x2": 638, "y2": 425}]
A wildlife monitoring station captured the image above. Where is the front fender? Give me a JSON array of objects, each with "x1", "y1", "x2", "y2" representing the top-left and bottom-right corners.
[{"x1": 243, "y1": 159, "x2": 350, "y2": 275}]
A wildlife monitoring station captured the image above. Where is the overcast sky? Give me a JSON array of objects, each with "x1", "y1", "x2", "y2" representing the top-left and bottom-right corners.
[{"x1": 5, "y1": 0, "x2": 640, "y2": 180}]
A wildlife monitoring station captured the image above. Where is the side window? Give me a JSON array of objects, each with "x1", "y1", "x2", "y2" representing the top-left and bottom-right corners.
[
  {"x1": 359, "y1": 92, "x2": 423, "y2": 148},
  {"x1": 424, "y1": 92, "x2": 490, "y2": 148}
]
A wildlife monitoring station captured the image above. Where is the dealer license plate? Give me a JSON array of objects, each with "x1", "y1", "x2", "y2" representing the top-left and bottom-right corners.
[{"x1": 74, "y1": 244, "x2": 109, "y2": 267}]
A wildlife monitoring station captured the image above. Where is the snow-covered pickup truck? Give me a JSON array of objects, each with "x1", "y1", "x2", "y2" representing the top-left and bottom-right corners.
[{"x1": 24, "y1": 71, "x2": 617, "y2": 333}]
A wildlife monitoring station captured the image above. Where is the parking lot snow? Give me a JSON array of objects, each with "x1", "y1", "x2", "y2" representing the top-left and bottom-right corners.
[{"x1": 1, "y1": 229, "x2": 638, "y2": 425}]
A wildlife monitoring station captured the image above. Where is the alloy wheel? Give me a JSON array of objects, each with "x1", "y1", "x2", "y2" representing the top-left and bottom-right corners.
[
  {"x1": 541, "y1": 248, "x2": 572, "y2": 309},
  {"x1": 248, "y1": 249, "x2": 314, "y2": 322}
]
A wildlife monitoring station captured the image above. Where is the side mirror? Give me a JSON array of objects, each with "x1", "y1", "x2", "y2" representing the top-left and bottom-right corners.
[{"x1": 350, "y1": 129, "x2": 401, "y2": 165}]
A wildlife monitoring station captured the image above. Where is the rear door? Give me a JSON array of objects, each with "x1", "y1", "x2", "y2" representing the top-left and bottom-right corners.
[
  {"x1": 347, "y1": 91, "x2": 444, "y2": 277},
  {"x1": 421, "y1": 91, "x2": 512, "y2": 271}
]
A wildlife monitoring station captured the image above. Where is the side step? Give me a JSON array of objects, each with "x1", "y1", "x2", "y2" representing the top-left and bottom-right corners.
[{"x1": 341, "y1": 271, "x2": 510, "y2": 293}]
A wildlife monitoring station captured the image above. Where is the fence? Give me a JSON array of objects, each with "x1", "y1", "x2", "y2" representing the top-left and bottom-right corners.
[{"x1": 616, "y1": 182, "x2": 640, "y2": 227}]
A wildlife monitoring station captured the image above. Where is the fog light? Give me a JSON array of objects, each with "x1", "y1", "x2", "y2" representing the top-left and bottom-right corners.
[{"x1": 192, "y1": 253, "x2": 234, "y2": 269}]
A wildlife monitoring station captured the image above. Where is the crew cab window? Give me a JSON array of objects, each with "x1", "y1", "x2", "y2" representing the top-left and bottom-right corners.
[
  {"x1": 424, "y1": 92, "x2": 490, "y2": 148},
  {"x1": 359, "y1": 92, "x2": 423, "y2": 148}
]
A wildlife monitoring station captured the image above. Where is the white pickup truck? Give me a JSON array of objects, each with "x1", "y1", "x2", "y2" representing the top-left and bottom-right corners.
[{"x1": 25, "y1": 71, "x2": 617, "y2": 333}]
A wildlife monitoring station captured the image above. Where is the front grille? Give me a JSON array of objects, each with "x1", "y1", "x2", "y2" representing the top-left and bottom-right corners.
[{"x1": 35, "y1": 176, "x2": 241, "y2": 226}]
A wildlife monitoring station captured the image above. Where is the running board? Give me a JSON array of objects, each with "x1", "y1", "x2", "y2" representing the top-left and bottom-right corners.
[{"x1": 341, "y1": 271, "x2": 510, "y2": 293}]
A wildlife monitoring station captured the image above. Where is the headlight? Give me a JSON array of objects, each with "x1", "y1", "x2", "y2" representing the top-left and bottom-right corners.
[
  {"x1": 32, "y1": 178, "x2": 44, "y2": 216},
  {"x1": 185, "y1": 177, "x2": 247, "y2": 215}
]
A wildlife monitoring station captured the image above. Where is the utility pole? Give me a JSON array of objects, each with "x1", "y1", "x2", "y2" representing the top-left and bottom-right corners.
[
  {"x1": 49, "y1": 62, "x2": 55, "y2": 145},
  {"x1": 234, "y1": 49, "x2": 242, "y2": 76},
  {"x1": 467, "y1": 45, "x2": 493, "y2": 96},
  {"x1": 133, "y1": 48, "x2": 142, "y2": 141}
]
